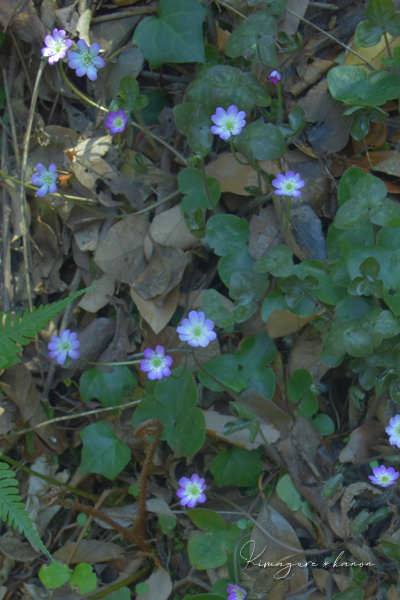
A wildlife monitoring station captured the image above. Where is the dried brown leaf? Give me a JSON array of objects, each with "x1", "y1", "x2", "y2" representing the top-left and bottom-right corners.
[
  {"x1": 94, "y1": 215, "x2": 149, "y2": 284},
  {"x1": 130, "y1": 285, "x2": 180, "y2": 334},
  {"x1": 145, "y1": 205, "x2": 199, "y2": 256},
  {"x1": 78, "y1": 275, "x2": 115, "y2": 313}
]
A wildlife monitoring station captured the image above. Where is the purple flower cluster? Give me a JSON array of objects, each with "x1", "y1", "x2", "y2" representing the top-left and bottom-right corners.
[
  {"x1": 177, "y1": 474, "x2": 207, "y2": 508},
  {"x1": 67, "y1": 40, "x2": 105, "y2": 81},
  {"x1": 140, "y1": 346, "x2": 173, "y2": 381},
  {"x1": 272, "y1": 171, "x2": 305, "y2": 198}
]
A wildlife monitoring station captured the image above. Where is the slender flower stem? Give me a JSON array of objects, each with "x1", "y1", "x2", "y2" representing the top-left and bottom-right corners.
[
  {"x1": 0, "y1": 170, "x2": 97, "y2": 203},
  {"x1": 201, "y1": 163, "x2": 217, "y2": 212},
  {"x1": 284, "y1": 195, "x2": 291, "y2": 231},
  {"x1": 88, "y1": 568, "x2": 151, "y2": 600},
  {"x1": 117, "y1": 132, "x2": 124, "y2": 161},
  {"x1": 384, "y1": 32, "x2": 393, "y2": 58},
  {"x1": 229, "y1": 140, "x2": 250, "y2": 165},
  {"x1": 134, "y1": 109, "x2": 162, "y2": 159},
  {"x1": 276, "y1": 80, "x2": 283, "y2": 125},
  {"x1": 59, "y1": 62, "x2": 108, "y2": 112},
  {"x1": 191, "y1": 348, "x2": 241, "y2": 402}
]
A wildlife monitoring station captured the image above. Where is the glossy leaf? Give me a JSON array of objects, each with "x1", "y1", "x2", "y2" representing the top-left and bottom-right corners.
[{"x1": 80, "y1": 422, "x2": 131, "y2": 480}]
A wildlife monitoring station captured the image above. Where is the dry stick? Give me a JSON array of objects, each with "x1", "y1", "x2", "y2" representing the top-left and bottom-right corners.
[
  {"x1": 0, "y1": 399, "x2": 141, "y2": 441},
  {"x1": 0, "y1": 454, "x2": 98, "y2": 502},
  {"x1": 9, "y1": 31, "x2": 33, "y2": 96},
  {"x1": 285, "y1": 8, "x2": 378, "y2": 71},
  {"x1": 91, "y1": 6, "x2": 157, "y2": 23},
  {"x1": 87, "y1": 567, "x2": 151, "y2": 600},
  {"x1": 210, "y1": 491, "x2": 331, "y2": 557},
  {"x1": 19, "y1": 61, "x2": 46, "y2": 310},
  {"x1": 42, "y1": 268, "x2": 82, "y2": 401},
  {"x1": 2, "y1": 123, "x2": 12, "y2": 312},
  {"x1": 132, "y1": 420, "x2": 164, "y2": 550},
  {"x1": 3, "y1": 70, "x2": 21, "y2": 170},
  {"x1": 44, "y1": 487, "x2": 144, "y2": 547}
]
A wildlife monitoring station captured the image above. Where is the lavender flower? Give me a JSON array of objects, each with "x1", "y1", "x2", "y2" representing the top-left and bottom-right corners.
[
  {"x1": 177, "y1": 474, "x2": 207, "y2": 508},
  {"x1": 211, "y1": 105, "x2": 246, "y2": 141},
  {"x1": 386, "y1": 414, "x2": 400, "y2": 448},
  {"x1": 368, "y1": 465, "x2": 399, "y2": 487},
  {"x1": 31, "y1": 163, "x2": 58, "y2": 197},
  {"x1": 227, "y1": 584, "x2": 247, "y2": 600},
  {"x1": 48, "y1": 330, "x2": 80, "y2": 366},
  {"x1": 41, "y1": 28, "x2": 72, "y2": 65},
  {"x1": 272, "y1": 171, "x2": 305, "y2": 197},
  {"x1": 269, "y1": 70, "x2": 281, "y2": 84},
  {"x1": 105, "y1": 110, "x2": 128, "y2": 134},
  {"x1": 177, "y1": 311, "x2": 217, "y2": 348},
  {"x1": 67, "y1": 40, "x2": 105, "y2": 81},
  {"x1": 140, "y1": 345, "x2": 173, "y2": 380}
]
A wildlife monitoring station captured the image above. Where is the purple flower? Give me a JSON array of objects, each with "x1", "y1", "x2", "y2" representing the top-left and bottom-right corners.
[
  {"x1": 269, "y1": 70, "x2": 281, "y2": 84},
  {"x1": 140, "y1": 345, "x2": 173, "y2": 380},
  {"x1": 227, "y1": 584, "x2": 247, "y2": 600},
  {"x1": 368, "y1": 465, "x2": 399, "y2": 487},
  {"x1": 272, "y1": 171, "x2": 305, "y2": 197},
  {"x1": 386, "y1": 414, "x2": 400, "y2": 448},
  {"x1": 67, "y1": 40, "x2": 105, "y2": 81},
  {"x1": 31, "y1": 164, "x2": 58, "y2": 197},
  {"x1": 177, "y1": 311, "x2": 217, "y2": 348},
  {"x1": 177, "y1": 474, "x2": 207, "y2": 508},
  {"x1": 105, "y1": 110, "x2": 128, "y2": 134},
  {"x1": 41, "y1": 28, "x2": 72, "y2": 65},
  {"x1": 211, "y1": 105, "x2": 246, "y2": 141},
  {"x1": 48, "y1": 330, "x2": 80, "y2": 366}
]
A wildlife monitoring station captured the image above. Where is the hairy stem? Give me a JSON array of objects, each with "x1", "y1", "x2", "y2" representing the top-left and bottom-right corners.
[
  {"x1": 132, "y1": 419, "x2": 164, "y2": 550},
  {"x1": 229, "y1": 140, "x2": 250, "y2": 165}
]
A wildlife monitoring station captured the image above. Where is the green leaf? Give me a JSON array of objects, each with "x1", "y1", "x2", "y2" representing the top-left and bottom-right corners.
[
  {"x1": 198, "y1": 355, "x2": 249, "y2": 393},
  {"x1": 239, "y1": 73, "x2": 271, "y2": 107},
  {"x1": 348, "y1": 106, "x2": 388, "y2": 141},
  {"x1": 218, "y1": 248, "x2": 255, "y2": 288},
  {"x1": 276, "y1": 473, "x2": 303, "y2": 511},
  {"x1": 234, "y1": 332, "x2": 277, "y2": 398},
  {"x1": 132, "y1": 370, "x2": 205, "y2": 456},
  {"x1": 201, "y1": 289, "x2": 234, "y2": 330},
  {"x1": 80, "y1": 422, "x2": 131, "y2": 480},
  {"x1": 117, "y1": 76, "x2": 148, "y2": 113},
  {"x1": 224, "y1": 401, "x2": 260, "y2": 443},
  {"x1": 334, "y1": 174, "x2": 400, "y2": 229},
  {"x1": 326, "y1": 221, "x2": 374, "y2": 261},
  {"x1": 280, "y1": 104, "x2": 307, "y2": 138},
  {"x1": 229, "y1": 272, "x2": 269, "y2": 322},
  {"x1": 355, "y1": 0, "x2": 400, "y2": 47},
  {"x1": 39, "y1": 562, "x2": 72, "y2": 589},
  {"x1": 310, "y1": 414, "x2": 335, "y2": 435},
  {"x1": 132, "y1": 0, "x2": 208, "y2": 68},
  {"x1": 206, "y1": 215, "x2": 249, "y2": 257},
  {"x1": 287, "y1": 369, "x2": 318, "y2": 418},
  {"x1": 328, "y1": 66, "x2": 400, "y2": 106},
  {"x1": 79, "y1": 367, "x2": 137, "y2": 408},
  {"x1": 69, "y1": 564, "x2": 97, "y2": 595},
  {"x1": 333, "y1": 587, "x2": 365, "y2": 600},
  {"x1": 337, "y1": 167, "x2": 367, "y2": 207},
  {"x1": 234, "y1": 120, "x2": 286, "y2": 165},
  {"x1": 210, "y1": 446, "x2": 263, "y2": 488},
  {"x1": 382, "y1": 45, "x2": 400, "y2": 66},
  {"x1": 188, "y1": 510, "x2": 241, "y2": 569},
  {"x1": 225, "y1": 11, "x2": 278, "y2": 60},
  {"x1": 178, "y1": 168, "x2": 221, "y2": 213},
  {"x1": 174, "y1": 102, "x2": 213, "y2": 157},
  {"x1": 159, "y1": 514, "x2": 177, "y2": 535},
  {"x1": 136, "y1": 583, "x2": 150, "y2": 595},
  {"x1": 253, "y1": 245, "x2": 293, "y2": 277}
]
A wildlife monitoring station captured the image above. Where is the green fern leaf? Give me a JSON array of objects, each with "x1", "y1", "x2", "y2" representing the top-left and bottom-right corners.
[
  {"x1": 0, "y1": 461, "x2": 51, "y2": 557},
  {"x1": 0, "y1": 287, "x2": 93, "y2": 360}
]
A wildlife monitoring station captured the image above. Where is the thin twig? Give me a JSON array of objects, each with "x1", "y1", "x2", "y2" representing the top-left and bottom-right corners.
[
  {"x1": 0, "y1": 399, "x2": 141, "y2": 441},
  {"x1": 2, "y1": 122, "x2": 12, "y2": 312},
  {"x1": 9, "y1": 31, "x2": 33, "y2": 96},
  {"x1": 19, "y1": 61, "x2": 46, "y2": 310},
  {"x1": 91, "y1": 7, "x2": 157, "y2": 23},
  {"x1": 3, "y1": 70, "x2": 21, "y2": 170}
]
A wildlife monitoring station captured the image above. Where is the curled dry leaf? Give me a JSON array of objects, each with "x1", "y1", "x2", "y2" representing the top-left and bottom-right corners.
[
  {"x1": 132, "y1": 244, "x2": 187, "y2": 302},
  {"x1": 266, "y1": 308, "x2": 324, "y2": 339},
  {"x1": 339, "y1": 421, "x2": 385, "y2": 465},
  {"x1": 248, "y1": 205, "x2": 285, "y2": 261},
  {"x1": 204, "y1": 409, "x2": 280, "y2": 450},
  {"x1": 53, "y1": 539, "x2": 124, "y2": 563},
  {"x1": 136, "y1": 567, "x2": 172, "y2": 600}
]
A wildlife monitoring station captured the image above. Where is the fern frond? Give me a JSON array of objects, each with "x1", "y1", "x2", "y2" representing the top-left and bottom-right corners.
[
  {"x1": 0, "y1": 287, "x2": 93, "y2": 360},
  {"x1": 0, "y1": 461, "x2": 51, "y2": 557}
]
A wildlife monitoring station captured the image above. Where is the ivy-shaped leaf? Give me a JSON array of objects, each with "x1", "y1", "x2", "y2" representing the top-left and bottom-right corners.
[{"x1": 80, "y1": 422, "x2": 131, "y2": 480}]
